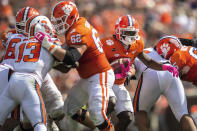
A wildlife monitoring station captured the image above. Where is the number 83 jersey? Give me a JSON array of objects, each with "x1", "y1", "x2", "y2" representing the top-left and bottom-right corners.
[
  {"x1": 170, "y1": 46, "x2": 197, "y2": 85},
  {"x1": 65, "y1": 17, "x2": 111, "y2": 79},
  {"x1": 12, "y1": 34, "x2": 54, "y2": 84}
]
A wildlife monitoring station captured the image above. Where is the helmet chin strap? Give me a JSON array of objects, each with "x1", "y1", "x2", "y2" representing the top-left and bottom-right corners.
[
  {"x1": 120, "y1": 41, "x2": 130, "y2": 50},
  {"x1": 120, "y1": 37, "x2": 133, "y2": 50}
]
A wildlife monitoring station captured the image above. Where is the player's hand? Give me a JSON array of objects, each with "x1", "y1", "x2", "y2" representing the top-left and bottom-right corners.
[
  {"x1": 115, "y1": 61, "x2": 131, "y2": 79},
  {"x1": 35, "y1": 32, "x2": 57, "y2": 53},
  {"x1": 162, "y1": 64, "x2": 179, "y2": 77},
  {"x1": 124, "y1": 74, "x2": 136, "y2": 86}
]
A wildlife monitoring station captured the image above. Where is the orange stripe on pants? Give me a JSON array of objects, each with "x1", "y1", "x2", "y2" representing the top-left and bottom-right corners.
[
  {"x1": 36, "y1": 83, "x2": 46, "y2": 124},
  {"x1": 100, "y1": 72, "x2": 108, "y2": 121},
  {"x1": 133, "y1": 74, "x2": 143, "y2": 113}
]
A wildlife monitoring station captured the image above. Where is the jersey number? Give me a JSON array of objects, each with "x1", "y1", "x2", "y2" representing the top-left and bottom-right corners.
[
  {"x1": 92, "y1": 28, "x2": 103, "y2": 53},
  {"x1": 4, "y1": 38, "x2": 21, "y2": 60},
  {"x1": 15, "y1": 42, "x2": 41, "y2": 62},
  {"x1": 189, "y1": 47, "x2": 197, "y2": 60}
]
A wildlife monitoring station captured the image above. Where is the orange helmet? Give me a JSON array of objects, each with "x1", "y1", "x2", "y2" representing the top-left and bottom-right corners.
[
  {"x1": 156, "y1": 36, "x2": 182, "y2": 59},
  {"x1": 51, "y1": 1, "x2": 79, "y2": 34},
  {"x1": 15, "y1": 7, "x2": 40, "y2": 34},
  {"x1": 114, "y1": 15, "x2": 139, "y2": 46}
]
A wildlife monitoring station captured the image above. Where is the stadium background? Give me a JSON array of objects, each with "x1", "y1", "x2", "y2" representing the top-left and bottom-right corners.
[{"x1": 0, "y1": 0, "x2": 197, "y2": 130}]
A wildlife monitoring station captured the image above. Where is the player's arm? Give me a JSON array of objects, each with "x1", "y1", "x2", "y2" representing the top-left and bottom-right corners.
[
  {"x1": 137, "y1": 52, "x2": 163, "y2": 70},
  {"x1": 52, "y1": 44, "x2": 87, "y2": 62},
  {"x1": 35, "y1": 32, "x2": 86, "y2": 67},
  {"x1": 53, "y1": 62, "x2": 72, "y2": 73},
  {"x1": 179, "y1": 37, "x2": 197, "y2": 47},
  {"x1": 137, "y1": 52, "x2": 178, "y2": 77}
]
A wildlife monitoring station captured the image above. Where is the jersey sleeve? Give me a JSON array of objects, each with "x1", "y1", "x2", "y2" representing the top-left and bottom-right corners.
[
  {"x1": 1, "y1": 29, "x2": 16, "y2": 47},
  {"x1": 170, "y1": 51, "x2": 186, "y2": 70},
  {"x1": 66, "y1": 20, "x2": 91, "y2": 47},
  {"x1": 133, "y1": 38, "x2": 145, "y2": 57}
]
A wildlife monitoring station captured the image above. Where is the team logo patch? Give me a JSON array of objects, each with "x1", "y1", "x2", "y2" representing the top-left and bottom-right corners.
[
  {"x1": 160, "y1": 43, "x2": 170, "y2": 58},
  {"x1": 106, "y1": 39, "x2": 114, "y2": 46},
  {"x1": 62, "y1": 4, "x2": 73, "y2": 15},
  {"x1": 114, "y1": 53, "x2": 120, "y2": 57}
]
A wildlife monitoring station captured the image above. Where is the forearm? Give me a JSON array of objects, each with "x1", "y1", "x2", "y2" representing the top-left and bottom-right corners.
[
  {"x1": 137, "y1": 52, "x2": 163, "y2": 70},
  {"x1": 52, "y1": 48, "x2": 66, "y2": 61},
  {"x1": 140, "y1": 57, "x2": 163, "y2": 70}
]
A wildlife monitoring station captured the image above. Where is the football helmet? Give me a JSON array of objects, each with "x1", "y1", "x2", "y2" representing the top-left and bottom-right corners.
[
  {"x1": 156, "y1": 36, "x2": 182, "y2": 59},
  {"x1": 51, "y1": 1, "x2": 79, "y2": 34},
  {"x1": 115, "y1": 15, "x2": 139, "y2": 46},
  {"x1": 25, "y1": 15, "x2": 55, "y2": 38},
  {"x1": 15, "y1": 7, "x2": 40, "y2": 34}
]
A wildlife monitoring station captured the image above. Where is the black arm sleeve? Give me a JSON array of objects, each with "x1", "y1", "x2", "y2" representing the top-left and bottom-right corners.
[
  {"x1": 178, "y1": 38, "x2": 194, "y2": 46},
  {"x1": 63, "y1": 47, "x2": 81, "y2": 68}
]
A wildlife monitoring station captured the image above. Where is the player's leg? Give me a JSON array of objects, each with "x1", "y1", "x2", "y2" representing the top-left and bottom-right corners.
[
  {"x1": 14, "y1": 75, "x2": 47, "y2": 131},
  {"x1": 0, "y1": 84, "x2": 17, "y2": 130},
  {"x1": 63, "y1": 78, "x2": 96, "y2": 129},
  {"x1": 133, "y1": 71, "x2": 160, "y2": 131},
  {"x1": 0, "y1": 66, "x2": 10, "y2": 95},
  {"x1": 41, "y1": 73, "x2": 64, "y2": 130},
  {"x1": 164, "y1": 77, "x2": 197, "y2": 131},
  {"x1": 88, "y1": 69, "x2": 115, "y2": 131},
  {"x1": 112, "y1": 84, "x2": 133, "y2": 131}
]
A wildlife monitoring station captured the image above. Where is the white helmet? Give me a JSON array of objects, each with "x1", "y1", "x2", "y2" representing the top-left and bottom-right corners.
[{"x1": 25, "y1": 15, "x2": 55, "y2": 37}]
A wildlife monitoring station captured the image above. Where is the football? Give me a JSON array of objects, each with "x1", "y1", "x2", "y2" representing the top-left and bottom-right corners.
[{"x1": 110, "y1": 58, "x2": 131, "y2": 74}]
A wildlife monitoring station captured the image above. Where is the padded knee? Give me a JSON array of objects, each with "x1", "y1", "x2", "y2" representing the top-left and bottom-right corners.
[
  {"x1": 34, "y1": 123, "x2": 47, "y2": 131},
  {"x1": 96, "y1": 119, "x2": 112, "y2": 131},
  {"x1": 106, "y1": 96, "x2": 116, "y2": 116},
  {"x1": 117, "y1": 111, "x2": 133, "y2": 125},
  {"x1": 71, "y1": 109, "x2": 87, "y2": 122}
]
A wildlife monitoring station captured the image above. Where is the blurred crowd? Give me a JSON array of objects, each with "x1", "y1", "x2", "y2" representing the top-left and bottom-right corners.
[{"x1": 1, "y1": 0, "x2": 197, "y2": 130}]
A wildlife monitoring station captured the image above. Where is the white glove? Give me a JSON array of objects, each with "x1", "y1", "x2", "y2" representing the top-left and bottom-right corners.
[{"x1": 35, "y1": 32, "x2": 57, "y2": 54}]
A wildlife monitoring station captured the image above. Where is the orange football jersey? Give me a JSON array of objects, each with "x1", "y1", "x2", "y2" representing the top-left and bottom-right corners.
[
  {"x1": 101, "y1": 36, "x2": 144, "y2": 85},
  {"x1": 1, "y1": 29, "x2": 17, "y2": 46},
  {"x1": 65, "y1": 17, "x2": 111, "y2": 79},
  {"x1": 170, "y1": 46, "x2": 197, "y2": 86}
]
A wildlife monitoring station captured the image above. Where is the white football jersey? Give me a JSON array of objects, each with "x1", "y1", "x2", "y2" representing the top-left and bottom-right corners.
[
  {"x1": 2, "y1": 34, "x2": 28, "y2": 69},
  {"x1": 134, "y1": 48, "x2": 169, "y2": 78},
  {"x1": 13, "y1": 37, "x2": 54, "y2": 84}
]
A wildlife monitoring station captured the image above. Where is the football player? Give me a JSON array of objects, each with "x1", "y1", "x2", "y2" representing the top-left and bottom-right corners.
[
  {"x1": 157, "y1": 35, "x2": 197, "y2": 126},
  {"x1": 1, "y1": 7, "x2": 65, "y2": 131},
  {"x1": 35, "y1": 1, "x2": 115, "y2": 131},
  {"x1": 100, "y1": 15, "x2": 179, "y2": 131},
  {"x1": 157, "y1": 38, "x2": 197, "y2": 87},
  {"x1": 133, "y1": 36, "x2": 197, "y2": 131},
  {"x1": 0, "y1": 15, "x2": 61, "y2": 131}
]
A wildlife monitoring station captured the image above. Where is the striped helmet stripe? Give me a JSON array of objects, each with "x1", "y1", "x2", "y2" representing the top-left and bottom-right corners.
[
  {"x1": 127, "y1": 15, "x2": 133, "y2": 26},
  {"x1": 22, "y1": 7, "x2": 30, "y2": 22},
  {"x1": 159, "y1": 36, "x2": 182, "y2": 45},
  {"x1": 26, "y1": 15, "x2": 38, "y2": 34}
]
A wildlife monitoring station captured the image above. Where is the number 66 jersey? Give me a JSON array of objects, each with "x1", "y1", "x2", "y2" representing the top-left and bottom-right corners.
[{"x1": 170, "y1": 46, "x2": 197, "y2": 86}]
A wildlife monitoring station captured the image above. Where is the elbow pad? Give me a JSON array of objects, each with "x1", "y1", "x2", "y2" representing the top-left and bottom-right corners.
[{"x1": 63, "y1": 47, "x2": 81, "y2": 67}]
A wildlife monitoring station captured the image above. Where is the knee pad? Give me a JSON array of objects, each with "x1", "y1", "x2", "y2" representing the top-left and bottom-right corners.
[
  {"x1": 117, "y1": 111, "x2": 133, "y2": 124},
  {"x1": 34, "y1": 123, "x2": 47, "y2": 131},
  {"x1": 96, "y1": 119, "x2": 112, "y2": 131},
  {"x1": 48, "y1": 107, "x2": 65, "y2": 121},
  {"x1": 71, "y1": 109, "x2": 87, "y2": 122},
  {"x1": 106, "y1": 96, "x2": 116, "y2": 116}
]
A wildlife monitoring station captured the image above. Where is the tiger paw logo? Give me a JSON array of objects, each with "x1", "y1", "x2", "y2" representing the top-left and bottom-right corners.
[
  {"x1": 160, "y1": 43, "x2": 170, "y2": 58},
  {"x1": 62, "y1": 4, "x2": 73, "y2": 15}
]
